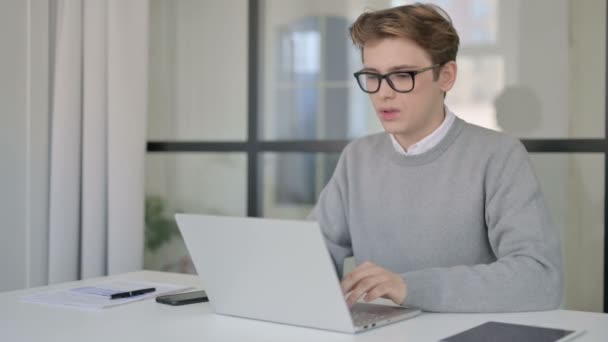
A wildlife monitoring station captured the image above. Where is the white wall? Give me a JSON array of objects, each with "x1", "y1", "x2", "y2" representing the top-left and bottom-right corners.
[{"x1": 0, "y1": 0, "x2": 49, "y2": 291}]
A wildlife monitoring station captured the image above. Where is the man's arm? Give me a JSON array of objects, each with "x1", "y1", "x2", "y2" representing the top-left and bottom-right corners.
[
  {"x1": 308, "y1": 153, "x2": 353, "y2": 279},
  {"x1": 402, "y1": 140, "x2": 563, "y2": 312}
]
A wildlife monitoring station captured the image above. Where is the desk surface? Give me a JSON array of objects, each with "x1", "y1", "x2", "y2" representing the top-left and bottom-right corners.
[{"x1": 1, "y1": 270, "x2": 607, "y2": 342}]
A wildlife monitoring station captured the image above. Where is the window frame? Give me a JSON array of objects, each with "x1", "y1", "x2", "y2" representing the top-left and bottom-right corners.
[{"x1": 147, "y1": 0, "x2": 608, "y2": 312}]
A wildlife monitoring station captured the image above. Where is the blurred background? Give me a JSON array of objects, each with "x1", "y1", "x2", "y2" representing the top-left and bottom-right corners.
[
  {"x1": 146, "y1": 0, "x2": 606, "y2": 312},
  {"x1": 2, "y1": 0, "x2": 606, "y2": 313}
]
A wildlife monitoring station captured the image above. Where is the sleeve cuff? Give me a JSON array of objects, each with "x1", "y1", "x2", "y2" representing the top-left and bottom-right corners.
[{"x1": 400, "y1": 269, "x2": 442, "y2": 311}]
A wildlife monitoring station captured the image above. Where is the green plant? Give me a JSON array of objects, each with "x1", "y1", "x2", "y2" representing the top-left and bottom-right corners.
[{"x1": 145, "y1": 196, "x2": 180, "y2": 252}]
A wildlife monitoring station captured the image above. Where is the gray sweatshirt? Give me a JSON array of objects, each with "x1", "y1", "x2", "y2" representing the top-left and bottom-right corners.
[{"x1": 310, "y1": 116, "x2": 563, "y2": 312}]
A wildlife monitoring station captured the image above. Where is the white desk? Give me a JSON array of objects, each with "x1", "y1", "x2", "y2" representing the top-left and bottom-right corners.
[{"x1": 1, "y1": 271, "x2": 607, "y2": 341}]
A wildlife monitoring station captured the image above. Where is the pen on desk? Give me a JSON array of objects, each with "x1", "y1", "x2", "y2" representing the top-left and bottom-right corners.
[{"x1": 110, "y1": 287, "x2": 156, "y2": 299}]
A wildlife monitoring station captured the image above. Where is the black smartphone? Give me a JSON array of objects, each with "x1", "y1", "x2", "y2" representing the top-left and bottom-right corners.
[{"x1": 155, "y1": 290, "x2": 209, "y2": 306}]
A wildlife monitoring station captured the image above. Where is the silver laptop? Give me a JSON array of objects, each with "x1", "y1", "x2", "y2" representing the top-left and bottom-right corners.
[{"x1": 175, "y1": 214, "x2": 421, "y2": 333}]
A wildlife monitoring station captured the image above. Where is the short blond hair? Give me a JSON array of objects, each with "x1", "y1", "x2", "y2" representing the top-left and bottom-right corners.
[{"x1": 350, "y1": 3, "x2": 459, "y2": 77}]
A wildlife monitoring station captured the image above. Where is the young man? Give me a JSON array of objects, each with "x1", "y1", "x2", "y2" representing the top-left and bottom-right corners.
[{"x1": 310, "y1": 3, "x2": 563, "y2": 313}]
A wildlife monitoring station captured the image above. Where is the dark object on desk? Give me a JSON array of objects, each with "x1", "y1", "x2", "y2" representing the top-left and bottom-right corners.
[
  {"x1": 110, "y1": 287, "x2": 156, "y2": 299},
  {"x1": 441, "y1": 321, "x2": 580, "y2": 342},
  {"x1": 156, "y1": 290, "x2": 209, "y2": 306}
]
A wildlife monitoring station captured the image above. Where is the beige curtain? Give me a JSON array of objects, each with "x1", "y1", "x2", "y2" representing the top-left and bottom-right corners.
[{"x1": 48, "y1": 0, "x2": 149, "y2": 283}]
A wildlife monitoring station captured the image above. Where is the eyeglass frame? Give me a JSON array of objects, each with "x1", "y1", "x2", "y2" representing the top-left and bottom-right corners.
[{"x1": 353, "y1": 64, "x2": 442, "y2": 94}]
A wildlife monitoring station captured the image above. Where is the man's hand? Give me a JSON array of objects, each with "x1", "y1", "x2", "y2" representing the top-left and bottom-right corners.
[{"x1": 341, "y1": 261, "x2": 407, "y2": 307}]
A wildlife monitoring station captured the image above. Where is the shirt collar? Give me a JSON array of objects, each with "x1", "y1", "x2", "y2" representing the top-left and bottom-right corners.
[{"x1": 390, "y1": 107, "x2": 456, "y2": 156}]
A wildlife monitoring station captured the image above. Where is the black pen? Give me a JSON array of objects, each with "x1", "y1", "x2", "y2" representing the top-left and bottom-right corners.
[{"x1": 110, "y1": 287, "x2": 156, "y2": 299}]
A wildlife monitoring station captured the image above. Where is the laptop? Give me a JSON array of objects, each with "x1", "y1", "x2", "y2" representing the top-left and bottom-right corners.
[{"x1": 175, "y1": 214, "x2": 421, "y2": 333}]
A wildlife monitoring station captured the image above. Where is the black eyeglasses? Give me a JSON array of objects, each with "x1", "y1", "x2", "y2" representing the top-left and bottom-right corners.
[{"x1": 353, "y1": 64, "x2": 441, "y2": 94}]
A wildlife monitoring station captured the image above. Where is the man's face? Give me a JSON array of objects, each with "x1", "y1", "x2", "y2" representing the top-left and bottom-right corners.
[{"x1": 361, "y1": 37, "x2": 453, "y2": 145}]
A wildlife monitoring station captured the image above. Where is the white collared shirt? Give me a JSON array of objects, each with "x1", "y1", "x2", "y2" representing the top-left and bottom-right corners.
[{"x1": 390, "y1": 108, "x2": 456, "y2": 156}]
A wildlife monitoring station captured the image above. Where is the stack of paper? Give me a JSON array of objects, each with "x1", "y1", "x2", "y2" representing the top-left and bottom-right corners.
[{"x1": 22, "y1": 280, "x2": 191, "y2": 310}]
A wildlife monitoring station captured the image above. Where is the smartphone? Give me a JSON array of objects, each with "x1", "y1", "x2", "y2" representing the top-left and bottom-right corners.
[{"x1": 155, "y1": 290, "x2": 209, "y2": 306}]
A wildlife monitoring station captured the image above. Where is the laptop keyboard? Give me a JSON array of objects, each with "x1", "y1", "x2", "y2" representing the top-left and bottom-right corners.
[
  {"x1": 350, "y1": 303, "x2": 412, "y2": 327},
  {"x1": 351, "y1": 311, "x2": 388, "y2": 326}
]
